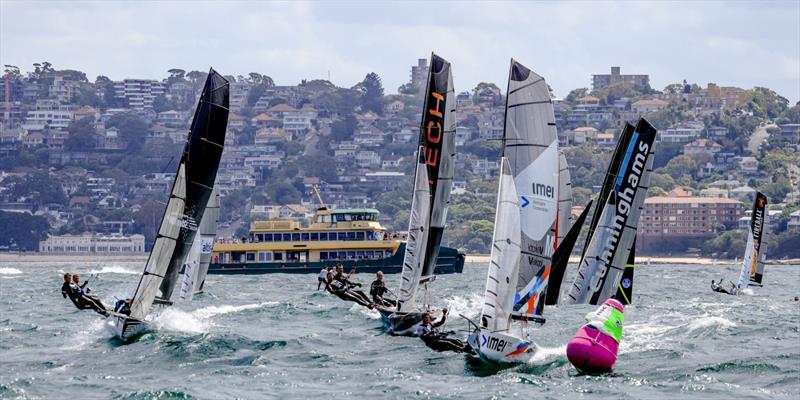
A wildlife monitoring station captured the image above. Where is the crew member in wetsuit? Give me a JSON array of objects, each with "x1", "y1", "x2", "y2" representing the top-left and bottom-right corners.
[
  {"x1": 71, "y1": 274, "x2": 108, "y2": 316},
  {"x1": 317, "y1": 266, "x2": 329, "y2": 291},
  {"x1": 417, "y1": 309, "x2": 470, "y2": 353},
  {"x1": 61, "y1": 273, "x2": 82, "y2": 308},
  {"x1": 334, "y1": 264, "x2": 361, "y2": 289},
  {"x1": 325, "y1": 271, "x2": 373, "y2": 309},
  {"x1": 369, "y1": 271, "x2": 395, "y2": 307},
  {"x1": 114, "y1": 298, "x2": 132, "y2": 315}
]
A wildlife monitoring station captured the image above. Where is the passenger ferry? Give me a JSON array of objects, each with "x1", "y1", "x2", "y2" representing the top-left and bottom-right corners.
[{"x1": 208, "y1": 207, "x2": 465, "y2": 275}]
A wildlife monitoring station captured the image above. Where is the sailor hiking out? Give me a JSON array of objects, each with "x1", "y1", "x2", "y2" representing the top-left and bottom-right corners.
[
  {"x1": 61, "y1": 272, "x2": 108, "y2": 316},
  {"x1": 417, "y1": 309, "x2": 470, "y2": 353}
]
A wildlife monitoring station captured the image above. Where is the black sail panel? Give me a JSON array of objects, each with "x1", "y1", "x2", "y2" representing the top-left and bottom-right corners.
[
  {"x1": 615, "y1": 237, "x2": 636, "y2": 305},
  {"x1": 545, "y1": 199, "x2": 592, "y2": 305},
  {"x1": 157, "y1": 69, "x2": 230, "y2": 302},
  {"x1": 419, "y1": 53, "x2": 455, "y2": 280}
]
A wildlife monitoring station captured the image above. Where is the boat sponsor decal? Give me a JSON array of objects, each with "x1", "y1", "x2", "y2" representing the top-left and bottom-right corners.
[
  {"x1": 506, "y1": 342, "x2": 529, "y2": 357},
  {"x1": 481, "y1": 334, "x2": 508, "y2": 353}
]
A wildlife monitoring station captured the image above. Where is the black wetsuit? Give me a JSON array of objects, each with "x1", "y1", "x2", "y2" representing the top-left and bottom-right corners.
[
  {"x1": 418, "y1": 314, "x2": 470, "y2": 353},
  {"x1": 72, "y1": 281, "x2": 108, "y2": 316},
  {"x1": 369, "y1": 280, "x2": 395, "y2": 307},
  {"x1": 711, "y1": 281, "x2": 734, "y2": 295},
  {"x1": 326, "y1": 280, "x2": 372, "y2": 308}
]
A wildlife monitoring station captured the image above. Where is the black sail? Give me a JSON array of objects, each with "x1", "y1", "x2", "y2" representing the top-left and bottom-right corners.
[
  {"x1": 545, "y1": 199, "x2": 592, "y2": 305},
  {"x1": 155, "y1": 69, "x2": 230, "y2": 303}
]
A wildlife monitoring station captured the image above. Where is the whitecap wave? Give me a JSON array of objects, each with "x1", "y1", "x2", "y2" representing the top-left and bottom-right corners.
[
  {"x1": 87, "y1": 266, "x2": 138, "y2": 275},
  {"x1": 153, "y1": 308, "x2": 208, "y2": 334},
  {"x1": 442, "y1": 293, "x2": 483, "y2": 321},
  {"x1": 0, "y1": 267, "x2": 23, "y2": 275},
  {"x1": 350, "y1": 303, "x2": 381, "y2": 319},
  {"x1": 193, "y1": 302, "x2": 278, "y2": 319},
  {"x1": 531, "y1": 344, "x2": 566, "y2": 363},
  {"x1": 685, "y1": 316, "x2": 735, "y2": 332}
]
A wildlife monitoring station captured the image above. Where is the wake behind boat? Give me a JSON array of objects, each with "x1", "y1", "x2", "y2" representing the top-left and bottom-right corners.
[{"x1": 106, "y1": 69, "x2": 230, "y2": 341}]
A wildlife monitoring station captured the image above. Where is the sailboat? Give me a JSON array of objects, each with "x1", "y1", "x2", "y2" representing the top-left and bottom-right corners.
[
  {"x1": 558, "y1": 118, "x2": 657, "y2": 306},
  {"x1": 376, "y1": 52, "x2": 455, "y2": 335},
  {"x1": 465, "y1": 59, "x2": 570, "y2": 363},
  {"x1": 721, "y1": 192, "x2": 768, "y2": 295},
  {"x1": 179, "y1": 186, "x2": 220, "y2": 300},
  {"x1": 106, "y1": 69, "x2": 230, "y2": 340}
]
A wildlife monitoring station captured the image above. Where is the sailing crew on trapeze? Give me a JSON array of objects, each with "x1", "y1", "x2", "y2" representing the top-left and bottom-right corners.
[
  {"x1": 61, "y1": 272, "x2": 108, "y2": 316},
  {"x1": 566, "y1": 298, "x2": 625, "y2": 372},
  {"x1": 324, "y1": 271, "x2": 373, "y2": 308},
  {"x1": 711, "y1": 279, "x2": 736, "y2": 295},
  {"x1": 418, "y1": 309, "x2": 471, "y2": 353},
  {"x1": 369, "y1": 271, "x2": 396, "y2": 307}
]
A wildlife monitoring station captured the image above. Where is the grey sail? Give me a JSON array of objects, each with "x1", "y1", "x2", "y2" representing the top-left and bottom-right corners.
[
  {"x1": 194, "y1": 186, "x2": 219, "y2": 294},
  {"x1": 557, "y1": 151, "x2": 572, "y2": 247},
  {"x1": 503, "y1": 59, "x2": 560, "y2": 321}
]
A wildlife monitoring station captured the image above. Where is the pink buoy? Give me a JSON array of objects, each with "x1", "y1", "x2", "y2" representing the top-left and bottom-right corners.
[{"x1": 566, "y1": 298, "x2": 624, "y2": 373}]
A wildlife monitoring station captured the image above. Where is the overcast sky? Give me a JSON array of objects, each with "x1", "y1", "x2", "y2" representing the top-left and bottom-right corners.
[{"x1": 1, "y1": 1, "x2": 798, "y2": 102}]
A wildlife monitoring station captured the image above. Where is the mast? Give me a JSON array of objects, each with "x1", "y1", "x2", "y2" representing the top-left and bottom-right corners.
[
  {"x1": 566, "y1": 118, "x2": 657, "y2": 305},
  {"x1": 129, "y1": 69, "x2": 229, "y2": 318}
]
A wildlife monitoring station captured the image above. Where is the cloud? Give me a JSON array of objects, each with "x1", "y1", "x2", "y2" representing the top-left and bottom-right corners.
[{"x1": 1, "y1": 0, "x2": 798, "y2": 102}]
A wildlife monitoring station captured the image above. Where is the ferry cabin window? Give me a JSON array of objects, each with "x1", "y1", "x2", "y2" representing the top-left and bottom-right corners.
[
  {"x1": 246, "y1": 252, "x2": 256, "y2": 262},
  {"x1": 301, "y1": 233, "x2": 309, "y2": 241},
  {"x1": 338, "y1": 232, "x2": 346, "y2": 241},
  {"x1": 283, "y1": 233, "x2": 291, "y2": 241},
  {"x1": 347, "y1": 231, "x2": 356, "y2": 240},
  {"x1": 338, "y1": 251, "x2": 347, "y2": 259},
  {"x1": 258, "y1": 252, "x2": 272, "y2": 262},
  {"x1": 385, "y1": 250, "x2": 392, "y2": 257},
  {"x1": 310, "y1": 232, "x2": 319, "y2": 240},
  {"x1": 356, "y1": 232, "x2": 365, "y2": 240},
  {"x1": 263, "y1": 234, "x2": 273, "y2": 242},
  {"x1": 274, "y1": 252, "x2": 283, "y2": 261},
  {"x1": 320, "y1": 252, "x2": 329, "y2": 260},
  {"x1": 292, "y1": 233, "x2": 301, "y2": 241},
  {"x1": 366, "y1": 250, "x2": 375, "y2": 259},
  {"x1": 319, "y1": 232, "x2": 328, "y2": 240},
  {"x1": 232, "y1": 252, "x2": 243, "y2": 262},
  {"x1": 347, "y1": 251, "x2": 356, "y2": 259},
  {"x1": 356, "y1": 250, "x2": 365, "y2": 259},
  {"x1": 367, "y1": 231, "x2": 377, "y2": 240}
]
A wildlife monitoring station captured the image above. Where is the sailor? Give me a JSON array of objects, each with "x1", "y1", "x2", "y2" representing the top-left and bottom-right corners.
[
  {"x1": 369, "y1": 271, "x2": 395, "y2": 307},
  {"x1": 71, "y1": 274, "x2": 108, "y2": 316},
  {"x1": 325, "y1": 271, "x2": 373, "y2": 309},
  {"x1": 114, "y1": 298, "x2": 132, "y2": 316},
  {"x1": 317, "y1": 266, "x2": 329, "y2": 290},
  {"x1": 418, "y1": 309, "x2": 470, "y2": 353},
  {"x1": 61, "y1": 273, "x2": 81, "y2": 308},
  {"x1": 334, "y1": 264, "x2": 360, "y2": 289},
  {"x1": 711, "y1": 279, "x2": 734, "y2": 295}
]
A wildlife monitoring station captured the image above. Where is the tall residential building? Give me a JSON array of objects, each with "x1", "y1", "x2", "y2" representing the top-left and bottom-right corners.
[
  {"x1": 411, "y1": 58, "x2": 429, "y2": 88},
  {"x1": 113, "y1": 79, "x2": 166, "y2": 111},
  {"x1": 592, "y1": 66, "x2": 649, "y2": 91}
]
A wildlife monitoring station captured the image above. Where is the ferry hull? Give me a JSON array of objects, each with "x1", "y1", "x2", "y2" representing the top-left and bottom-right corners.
[{"x1": 208, "y1": 244, "x2": 465, "y2": 275}]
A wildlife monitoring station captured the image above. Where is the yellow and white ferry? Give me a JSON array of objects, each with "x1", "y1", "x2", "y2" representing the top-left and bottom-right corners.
[{"x1": 208, "y1": 207, "x2": 465, "y2": 275}]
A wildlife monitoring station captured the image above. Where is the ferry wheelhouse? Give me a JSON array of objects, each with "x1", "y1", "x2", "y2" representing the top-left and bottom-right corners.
[{"x1": 208, "y1": 208, "x2": 465, "y2": 275}]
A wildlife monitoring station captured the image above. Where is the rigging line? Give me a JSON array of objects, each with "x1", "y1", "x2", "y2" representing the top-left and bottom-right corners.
[
  {"x1": 508, "y1": 76, "x2": 545, "y2": 95},
  {"x1": 508, "y1": 100, "x2": 551, "y2": 108}
]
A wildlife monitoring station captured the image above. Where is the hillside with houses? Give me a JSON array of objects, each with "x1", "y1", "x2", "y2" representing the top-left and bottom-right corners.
[{"x1": 1, "y1": 61, "x2": 798, "y2": 258}]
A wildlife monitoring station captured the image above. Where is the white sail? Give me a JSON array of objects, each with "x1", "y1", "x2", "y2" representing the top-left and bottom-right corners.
[
  {"x1": 179, "y1": 235, "x2": 201, "y2": 301},
  {"x1": 194, "y1": 186, "x2": 219, "y2": 294},
  {"x1": 557, "y1": 152, "x2": 572, "y2": 247},
  {"x1": 129, "y1": 163, "x2": 187, "y2": 321},
  {"x1": 397, "y1": 153, "x2": 431, "y2": 312},
  {"x1": 737, "y1": 228, "x2": 756, "y2": 289},
  {"x1": 479, "y1": 158, "x2": 521, "y2": 332}
]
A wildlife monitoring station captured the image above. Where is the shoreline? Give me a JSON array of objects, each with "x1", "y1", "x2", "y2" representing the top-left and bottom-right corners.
[{"x1": 1, "y1": 252, "x2": 797, "y2": 265}]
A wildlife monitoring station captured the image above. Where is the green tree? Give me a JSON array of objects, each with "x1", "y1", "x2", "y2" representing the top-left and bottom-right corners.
[
  {"x1": 565, "y1": 88, "x2": 589, "y2": 104},
  {"x1": 107, "y1": 112, "x2": 149, "y2": 151},
  {"x1": 356, "y1": 72, "x2": 385, "y2": 115},
  {"x1": 0, "y1": 211, "x2": 50, "y2": 251},
  {"x1": 330, "y1": 114, "x2": 357, "y2": 141}
]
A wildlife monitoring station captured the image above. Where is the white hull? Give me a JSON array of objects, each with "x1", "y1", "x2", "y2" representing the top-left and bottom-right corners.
[{"x1": 466, "y1": 329, "x2": 533, "y2": 364}]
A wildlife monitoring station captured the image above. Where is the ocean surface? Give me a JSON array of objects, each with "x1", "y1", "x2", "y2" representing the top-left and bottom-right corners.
[{"x1": 1, "y1": 261, "x2": 798, "y2": 399}]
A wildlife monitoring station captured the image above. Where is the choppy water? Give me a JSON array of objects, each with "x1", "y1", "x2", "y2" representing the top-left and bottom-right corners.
[{"x1": 1, "y1": 261, "x2": 799, "y2": 399}]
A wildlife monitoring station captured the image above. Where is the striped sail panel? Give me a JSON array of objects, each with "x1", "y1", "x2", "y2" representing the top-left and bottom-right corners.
[
  {"x1": 157, "y1": 69, "x2": 229, "y2": 302},
  {"x1": 129, "y1": 163, "x2": 187, "y2": 320},
  {"x1": 420, "y1": 53, "x2": 455, "y2": 281},
  {"x1": 566, "y1": 118, "x2": 657, "y2": 305},
  {"x1": 194, "y1": 186, "x2": 219, "y2": 294},
  {"x1": 397, "y1": 154, "x2": 431, "y2": 312},
  {"x1": 557, "y1": 152, "x2": 572, "y2": 246},
  {"x1": 545, "y1": 200, "x2": 592, "y2": 306},
  {"x1": 480, "y1": 158, "x2": 521, "y2": 331},
  {"x1": 179, "y1": 235, "x2": 201, "y2": 301},
  {"x1": 501, "y1": 60, "x2": 559, "y2": 319},
  {"x1": 749, "y1": 192, "x2": 768, "y2": 285}
]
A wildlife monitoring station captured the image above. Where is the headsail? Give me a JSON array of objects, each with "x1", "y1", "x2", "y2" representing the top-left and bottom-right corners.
[
  {"x1": 479, "y1": 158, "x2": 521, "y2": 331},
  {"x1": 738, "y1": 192, "x2": 768, "y2": 288},
  {"x1": 179, "y1": 235, "x2": 201, "y2": 300},
  {"x1": 557, "y1": 152, "x2": 572, "y2": 247},
  {"x1": 194, "y1": 186, "x2": 219, "y2": 294},
  {"x1": 129, "y1": 69, "x2": 229, "y2": 317},
  {"x1": 419, "y1": 53, "x2": 456, "y2": 282},
  {"x1": 566, "y1": 118, "x2": 657, "y2": 305},
  {"x1": 500, "y1": 59, "x2": 559, "y2": 321},
  {"x1": 397, "y1": 149, "x2": 431, "y2": 311}
]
